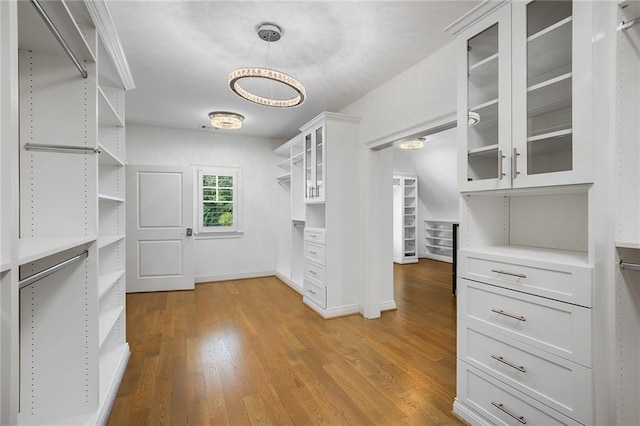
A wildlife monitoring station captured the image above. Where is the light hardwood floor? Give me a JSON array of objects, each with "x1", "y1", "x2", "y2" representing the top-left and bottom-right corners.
[{"x1": 107, "y1": 259, "x2": 462, "y2": 425}]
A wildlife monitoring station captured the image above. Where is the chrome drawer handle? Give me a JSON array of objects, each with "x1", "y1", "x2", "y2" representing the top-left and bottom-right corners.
[
  {"x1": 491, "y1": 402, "x2": 526, "y2": 424},
  {"x1": 491, "y1": 309, "x2": 526, "y2": 322},
  {"x1": 309, "y1": 251, "x2": 317, "y2": 255},
  {"x1": 309, "y1": 270, "x2": 317, "y2": 275},
  {"x1": 491, "y1": 355, "x2": 526, "y2": 373},
  {"x1": 308, "y1": 289, "x2": 316, "y2": 295},
  {"x1": 491, "y1": 269, "x2": 527, "y2": 279}
]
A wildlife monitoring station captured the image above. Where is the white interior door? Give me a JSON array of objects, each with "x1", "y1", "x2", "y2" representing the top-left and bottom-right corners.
[{"x1": 126, "y1": 165, "x2": 194, "y2": 292}]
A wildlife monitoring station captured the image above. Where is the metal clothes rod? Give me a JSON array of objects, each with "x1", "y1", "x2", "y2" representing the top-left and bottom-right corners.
[
  {"x1": 618, "y1": 17, "x2": 640, "y2": 32},
  {"x1": 30, "y1": 0, "x2": 88, "y2": 79},
  {"x1": 24, "y1": 143, "x2": 100, "y2": 154},
  {"x1": 620, "y1": 260, "x2": 640, "y2": 271},
  {"x1": 19, "y1": 251, "x2": 88, "y2": 289}
]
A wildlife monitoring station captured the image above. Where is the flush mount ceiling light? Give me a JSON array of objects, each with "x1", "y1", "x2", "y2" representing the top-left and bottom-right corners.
[
  {"x1": 228, "y1": 23, "x2": 306, "y2": 108},
  {"x1": 400, "y1": 138, "x2": 425, "y2": 150},
  {"x1": 209, "y1": 111, "x2": 244, "y2": 130},
  {"x1": 468, "y1": 111, "x2": 480, "y2": 126}
]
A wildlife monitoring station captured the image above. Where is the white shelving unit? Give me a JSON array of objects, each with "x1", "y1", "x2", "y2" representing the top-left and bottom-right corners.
[
  {"x1": 424, "y1": 219, "x2": 457, "y2": 263},
  {"x1": 274, "y1": 135, "x2": 305, "y2": 294},
  {"x1": 0, "y1": 1, "x2": 133, "y2": 424},
  {"x1": 449, "y1": 2, "x2": 602, "y2": 425},
  {"x1": 615, "y1": 1, "x2": 640, "y2": 424},
  {"x1": 393, "y1": 175, "x2": 418, "y2": 264}
]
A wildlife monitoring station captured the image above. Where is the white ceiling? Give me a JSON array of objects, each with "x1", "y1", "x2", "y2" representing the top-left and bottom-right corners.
[{"x1": 108, "y1": 1, "x2": 479, "y2": 141}]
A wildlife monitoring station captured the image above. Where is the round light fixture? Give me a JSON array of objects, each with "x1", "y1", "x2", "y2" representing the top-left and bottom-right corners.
[
  {"x1": 400, "y1": 138, "x2": 425, "y2": 150},
  {"x1": 468, "y1": 111, "x2": 480, "y2": 126},
  {"x1": 209, "y1": 111, "x2": 244, "y2": 130},
  {"x1": 228, "y1": 23, "x2": 306, "y2": 108}
]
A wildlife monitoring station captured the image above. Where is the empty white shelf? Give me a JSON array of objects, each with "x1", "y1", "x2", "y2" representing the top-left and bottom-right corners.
[
  {"x1": 468, "y1": 144, "x2": 499, "y2": 157},
  {"x1": 98, "y1": 270, "x2": 125, "y2": 300},
  {"x1": 19, "y1": 236, "x2": 96, "y2": 265},
  {"x1": 98, "y1": 143, "x2": 125, "y2": 166},
  {"x1": 99, "y1": 306, "x2": 124, "y2": 349},
  {"x1": 616, "y1": 241, "x2": 640, "y2": 250},
  {"x1": 98, "y1": 235, "x2": 125, "y2": 249},
  {"x1": 98, "y1": 87, "x2": 125, "y2": 127},
  {"x1": 98, "y1": 193, "x2": 125, "y2": 202}
]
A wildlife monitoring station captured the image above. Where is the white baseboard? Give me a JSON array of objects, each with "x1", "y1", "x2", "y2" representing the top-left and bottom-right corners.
[
  {"x1": 97, "y1": 344, "x2": 130, "y2": 426},
  {"x1": 380, "y1": 300, "x2": 397, "y2": 311},
  {"x1": 274, "y1": 271, "x2": 303, "y2": 295},
  {"x1": 303, "y1": 298, "x2": 360, "y2": 319},
  {"x1": 420, "y1": 253, "x2": 453, "y2": 263},
  {"x1": 195, "y1": 270, "x2": 275, "y2": 283},
  {"x1": 453, "y1": 399, "x2": 490, "y2": 426}
]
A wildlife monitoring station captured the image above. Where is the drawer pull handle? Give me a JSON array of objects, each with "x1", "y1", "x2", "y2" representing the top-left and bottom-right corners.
[
  {"x1": 309, "y1": 251, "x2": 317, "y2": 255},
  {"x1": 491, "y1": 309, "x2": 526, "y2": 322},
  {"x1": 491, "y1": 402, "x2": 527, "y2": 424},
  {"x1": 308, "y1": 289, "x2": 316, "y2": 295},
  {"x1": 309, "y1": 270, "x2": 317, "y2": 275},
  {"x1": 491, "y1": 269, "x2": 527, "y2": 279},
  {"x1": 491, "y1": 355, "x2": 526, "y2": 373}
]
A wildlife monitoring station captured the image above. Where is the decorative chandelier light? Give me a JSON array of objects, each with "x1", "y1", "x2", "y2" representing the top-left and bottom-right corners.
[
  {"x1": 468, "y1": 111, "x2": 480, "y2": 126},
  {"x1": 228, "y1": 23, "x2": 306, "y2": 108},
  {"x1": 209, "y1": 111, "x2": 244, "y2": 130},
  {"x1": 400, "y1": 138, "x2": 425, "y2": 150}
]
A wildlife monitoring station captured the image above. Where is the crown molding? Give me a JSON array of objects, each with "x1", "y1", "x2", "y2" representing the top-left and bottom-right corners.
[
  {"x1": 84, "y1": 0, "x2": 135, "y2": 90},
  {"x1": 444, "y1": 0, "x2": 510, "y2": 36}
]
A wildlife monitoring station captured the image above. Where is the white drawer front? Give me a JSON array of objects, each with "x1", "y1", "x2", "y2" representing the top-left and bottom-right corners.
[
  {"x1": 459, "y1": 279, "x2": 592, "y2": 367},
  {"x1": 305, "y1": 260, "x2": 325, "y2": 283},
  {"x1": 304, "y1": 242, "x2": 326, "y2": 265},
  {"x1": 457, "y1": 361, "x2": 581, "y2": 426},
  {"x1": 304, "y1": 228, "x2": 326, "y2": 244},
  {"x1": 304, "y1": 277, "x2": 326, "y2": 309},
  {"x1": 458, "y1": 321, "x2": 592, "y2": 424},
  {"x1": 460, "y1": 250, "x2": 593, "y2": 307}
]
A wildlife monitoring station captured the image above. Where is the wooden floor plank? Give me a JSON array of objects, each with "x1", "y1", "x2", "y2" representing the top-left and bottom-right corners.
[{"x1": 108, "y1": 259, "x2": 463, "y2": 425}]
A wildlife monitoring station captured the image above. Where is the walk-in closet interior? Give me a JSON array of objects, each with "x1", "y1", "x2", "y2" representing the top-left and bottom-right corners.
[{"x1": 2, "y1": 0, "x2": 640, "y2": 425}]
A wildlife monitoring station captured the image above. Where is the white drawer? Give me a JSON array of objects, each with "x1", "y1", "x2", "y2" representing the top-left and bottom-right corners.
[
  {"x1": 304, "y1": 228, "x2": 326, "y2": 244},
  {"x1": 458, "y1": 278, "x2": 592, "y2": 367},
  {"x1": 304, "y1": 241, "x2": 326, "y2": 265},
  {"x1": 458, "y1": 321, "x2": 592, "y2": 424},
  {"x1": 460, "y1": 249, "x2": 593, "y2": 307},
  {"x1": 304, "y1": 260, "x2": 325, "y2": 283},
  {"x1": 457, "y1": 361, "x2": 581, "y2": 426},
  {"x1": 303, "y1": 277, "x2": 326, "y2": 309}
]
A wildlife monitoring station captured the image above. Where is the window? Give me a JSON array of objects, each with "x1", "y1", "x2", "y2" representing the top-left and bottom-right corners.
[{"x1": 196, "y1": 166, "x2": 242, "y2": 235}]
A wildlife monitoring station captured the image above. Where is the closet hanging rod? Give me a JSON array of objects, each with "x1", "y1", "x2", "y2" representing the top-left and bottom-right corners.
[
  {"x1": 620, "y1": 260, "x2": 640, "y2": 271},
  {"x1": 19, "y1": 251, "x2": 88, "y2": 289},
  {"x1": 30, "y1": 0, "x2": 88, "y2": 79},
  {"x1": 24, "y1": 143, "x2": 100, "y2": 154},
  {"x1": 618, "y1": 17, "x2": 640, "y2": 32}
]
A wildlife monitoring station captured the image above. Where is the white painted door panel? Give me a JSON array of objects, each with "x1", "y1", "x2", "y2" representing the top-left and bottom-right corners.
[{"x1": 126, "y1": 166, "x2": 194, "y2": 292}]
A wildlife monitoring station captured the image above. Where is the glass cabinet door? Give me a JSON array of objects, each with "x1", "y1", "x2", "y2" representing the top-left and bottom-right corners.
[
  {"x1": 467, "y1": 24, "x2": 500, "y2": 182},
  {"x1": 458, "y1": 4, "x2": 511, "y2": 191},
  {"x1": 314, "y1": 126, "x2": 324, "y2": 201},
  {"x1": 525, "y1": 0, "x2": 573, "y2": 176},
  {"x1": 304, "y1": 133, "x2": 313, "y2": 200},
  {"x1": 513, "y1": 0, "x2": 592, "y2": 186}
]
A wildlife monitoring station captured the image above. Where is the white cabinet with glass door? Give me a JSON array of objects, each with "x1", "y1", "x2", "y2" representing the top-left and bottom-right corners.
[
  {"x1": 455, "y1": 1, "x2": 593, "y2": 192},
  {"x1": 303, "y1": 123, "x2": 325, "y2": 203}
]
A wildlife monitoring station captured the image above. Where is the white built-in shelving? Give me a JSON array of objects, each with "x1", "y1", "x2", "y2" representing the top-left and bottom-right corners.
[
  {"x1": 615, "y1": 1, "x2": 640, "y2": 424},
  {"x1": 393, "y1": 176, "x2": 418, "y2": 264},
  {"x1": 274, "y1": 135, "x2": 305, "y2": 293},
  {"x1": 0, "y1": 1, "x2": 133, "y2": 424},
  {"x1": 424, "y1": 219, "x2": 457, "y2": 263}
]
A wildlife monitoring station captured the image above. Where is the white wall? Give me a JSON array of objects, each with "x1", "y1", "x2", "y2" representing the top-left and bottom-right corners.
[
  {"x1": 126, "y1": 124, "x2": 284, "y2": 282},
  {"x1": 393, "y1": 127, "x2": 458, "y2": 256},
  {"x1": 341, "y1": 41, "x2": 458, "y2": 317}
]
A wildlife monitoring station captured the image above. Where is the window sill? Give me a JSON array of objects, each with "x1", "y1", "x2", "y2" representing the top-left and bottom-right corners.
[{"x1": 195, "y1": 231, "x2": 244, "y2": 240}]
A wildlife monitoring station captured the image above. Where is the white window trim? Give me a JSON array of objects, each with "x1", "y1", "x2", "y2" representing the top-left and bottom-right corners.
[{"x1": 194, "y1": 165, "x2": 243, "y2": 237}]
